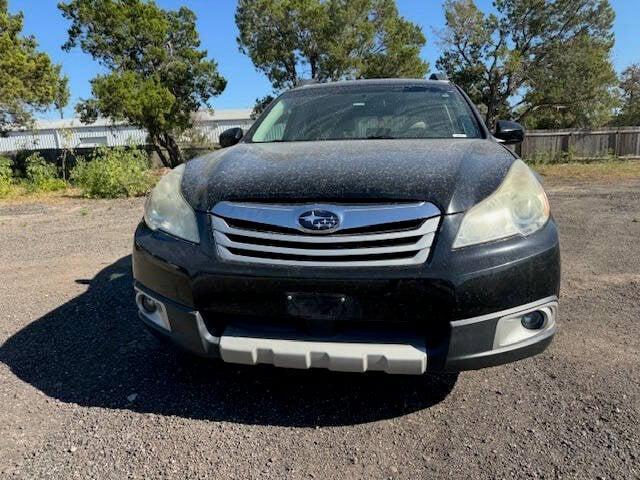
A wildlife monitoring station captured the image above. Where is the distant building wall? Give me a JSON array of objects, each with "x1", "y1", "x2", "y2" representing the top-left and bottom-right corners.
[{"x1": 0, "y1": 109, "x2": 254, "y2": 153}]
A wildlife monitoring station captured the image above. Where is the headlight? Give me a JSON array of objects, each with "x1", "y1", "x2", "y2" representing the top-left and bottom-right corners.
[
  {"x1": 453, "y1": 160, "x2": 549, "y2": 248},
  {"x1": 144, "y1": 164, "x2": 200, "y2": 243}
]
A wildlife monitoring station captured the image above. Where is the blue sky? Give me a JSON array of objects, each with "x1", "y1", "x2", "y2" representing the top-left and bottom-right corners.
[{"x1": 8, "y1": 0, "x2": 640, "y2": 118}]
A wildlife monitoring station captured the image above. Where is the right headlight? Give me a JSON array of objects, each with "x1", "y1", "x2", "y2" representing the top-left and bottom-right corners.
[
  {"x1": 453, "y1": 160, "x2": 550, "y2": 248},
  {"x1": 144, "y1": 164, "x2": 200, "y2": 243}
]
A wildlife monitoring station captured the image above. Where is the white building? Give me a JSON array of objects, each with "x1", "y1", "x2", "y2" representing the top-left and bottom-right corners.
[{"x1": 0, "y1": 109, "x2": 254, "y2": 153}]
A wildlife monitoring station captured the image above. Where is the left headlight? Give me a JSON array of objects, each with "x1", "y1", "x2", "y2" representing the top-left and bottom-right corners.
[
  {"x1": 144, "y1": 164, "x2": 200, "y2": 243},
  {"x1": 453, "y1": 160, "x2": 550, "y2": 248}
]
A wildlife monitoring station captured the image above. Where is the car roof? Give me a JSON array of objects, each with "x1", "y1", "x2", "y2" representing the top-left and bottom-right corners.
[{"x1": 292, "y1": 78, "x2": 451, "y2": 90}]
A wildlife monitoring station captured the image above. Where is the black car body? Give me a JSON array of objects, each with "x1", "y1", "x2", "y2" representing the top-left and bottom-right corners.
[{"x1": 133, "y1": 79, "x2": 560, "y2": 374}]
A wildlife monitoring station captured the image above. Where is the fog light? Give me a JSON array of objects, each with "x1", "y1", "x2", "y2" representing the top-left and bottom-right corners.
[
  {"x1": 521, "y1": 311, "x2": 545, "y2": 330},
  {"x1": 141, "y1": 295, "x2": 158, "y2": 314}
]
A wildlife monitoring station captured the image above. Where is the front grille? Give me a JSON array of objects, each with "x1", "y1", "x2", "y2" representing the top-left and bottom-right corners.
[{"x1": 211, "y1": 201, "x2": 441, "y2": 267}]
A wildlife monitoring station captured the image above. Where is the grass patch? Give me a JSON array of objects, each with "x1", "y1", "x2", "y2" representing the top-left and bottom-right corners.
[
  {"x1": 0, "y1": 182, "x2": 79, "y2": 203},
  {"x1": 532, "y1": 159, "x2": 640, "y2": 181}
]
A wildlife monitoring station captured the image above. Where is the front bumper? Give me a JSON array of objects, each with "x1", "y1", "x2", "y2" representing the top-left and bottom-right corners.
[
  {"x1": 135, "y1": 285, "x2": 556, "y2": 374},
  {"x1": 132, "y1": 211, "x2": 560, "y2": 374}
]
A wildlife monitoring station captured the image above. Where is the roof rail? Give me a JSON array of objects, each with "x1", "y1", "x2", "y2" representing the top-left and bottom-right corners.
[
  {"x1": 295, "y1": 78, "x2": 320, "y2": 88},
  {"x1": 429, "y1": 73, "x2": 449, "y2": 81}
]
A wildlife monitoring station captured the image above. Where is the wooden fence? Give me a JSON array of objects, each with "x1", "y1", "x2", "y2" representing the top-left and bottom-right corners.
[{"x1": 519, "y1": 127, "x2": 640, "y2": 160}]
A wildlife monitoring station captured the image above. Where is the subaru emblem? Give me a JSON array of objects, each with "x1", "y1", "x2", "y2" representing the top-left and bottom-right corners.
[{"x1": 298, "y1": 210, "x2": 340, "y2": 232}]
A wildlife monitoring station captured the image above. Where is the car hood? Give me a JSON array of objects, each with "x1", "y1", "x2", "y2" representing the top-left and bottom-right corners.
[{"x1": 181, "y1": 139, "x2": 515, "y2": 214}]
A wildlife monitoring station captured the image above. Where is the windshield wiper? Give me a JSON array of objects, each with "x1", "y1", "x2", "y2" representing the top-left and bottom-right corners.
[{"x1": 365, "y1": 135, "x2": 397, "y2": 139}]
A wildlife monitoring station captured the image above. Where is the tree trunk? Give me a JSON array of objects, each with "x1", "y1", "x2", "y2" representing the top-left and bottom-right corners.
[
  {"x1": 152, "y1": 143, "x2": 171, "y2": 168},
  {"x1": 150, "y1": 135, "x2": 171, "y2": 168},
  {"x1": 485, "y1": 82, "x2": 497, "y2": 129},
  {"x1": 310, "y1": 54, "x2": 318, "y2": 80},
  {"x1": 162, "y1": 133, "x2": 183, "y2": 168},
  {"x1": 485, "y1": 104, "x2": 497, "y2": 130},
  {"x1": 152, "y1": 133, "x2": 183, "y2": 168}
]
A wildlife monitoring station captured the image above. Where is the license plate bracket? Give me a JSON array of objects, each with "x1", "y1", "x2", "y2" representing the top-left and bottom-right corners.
[{"x1": 286, "y1": 292, "x2": 348, "y2": 321}]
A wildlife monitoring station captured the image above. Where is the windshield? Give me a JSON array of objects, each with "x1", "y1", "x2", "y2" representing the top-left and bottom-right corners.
[{"x1": 248, "y1": 83, "x2": 482, "y2": 143}]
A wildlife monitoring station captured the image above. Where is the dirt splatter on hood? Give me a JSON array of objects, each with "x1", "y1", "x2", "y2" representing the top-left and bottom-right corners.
[{"x1": 181, "y1": 138, "x2": 515, "y2": 214}]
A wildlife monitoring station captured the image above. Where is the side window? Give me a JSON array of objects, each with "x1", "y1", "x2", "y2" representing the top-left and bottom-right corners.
[{"x1": 252, "y1": 101, "x2": 291, "y2": 142}]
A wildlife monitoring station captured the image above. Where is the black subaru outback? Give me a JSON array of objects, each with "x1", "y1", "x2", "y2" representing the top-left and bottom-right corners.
[{"x1": 133, "y1": 78, "x2": 560, "y2": 375}]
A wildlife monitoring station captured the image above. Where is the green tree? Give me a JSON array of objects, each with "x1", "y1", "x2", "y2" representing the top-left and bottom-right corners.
[
  {"x1": 355, "y1": 0, "x2": 428, "y2": 79},
  {"x1": 0, "y1": 0, "x2": 69, "y2": 132},
  {"x1": 236, "y1": 0, "x2": 428, "y2": 92},
  {"x1": 251, "y1": 94, "x2": 275, "y2": 119},
  {"x1": 53, "y1": 75, "x2": 70, "y2": 119},
  {"x1": 521, "y1": 34, "x2": 618, "y2": 129},
  {"x1": 59, "y1": 0, "x2": 227, "y2": 167},
  {"x1": 614, "y1": 64, "x2": 640, "y2": 126},
  {"x1": 436, "y1": 0, "x2": 617, "y2": 128}
]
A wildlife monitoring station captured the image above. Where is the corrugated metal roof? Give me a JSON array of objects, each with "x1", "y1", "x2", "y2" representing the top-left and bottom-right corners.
[{"x1": 0, "y1": 109, "x2": 254, "y2": 153}]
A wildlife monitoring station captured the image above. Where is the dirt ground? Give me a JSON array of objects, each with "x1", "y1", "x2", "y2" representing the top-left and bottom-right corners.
[{"x1": 0, "y1": 177, "x2": 639, "y2": 479}]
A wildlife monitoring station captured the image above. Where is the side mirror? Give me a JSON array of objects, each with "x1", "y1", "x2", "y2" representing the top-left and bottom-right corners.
[
  {"x1": 219, "y1": 127, "x2": 244, "y2": 148},
  {"x1": 494, "y1": 120, "x2": 525, "y2": 145}
]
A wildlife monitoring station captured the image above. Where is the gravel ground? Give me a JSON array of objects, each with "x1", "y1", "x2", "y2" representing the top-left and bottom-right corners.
[{"x1": 0, "y1": 179, "x2": 639, "y2": 479}]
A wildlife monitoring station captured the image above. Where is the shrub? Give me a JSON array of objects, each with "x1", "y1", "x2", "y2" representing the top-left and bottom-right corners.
[
  {"x1": 71, "y1": 146, "x2": 154, "y2": 198},
  {"x1": 24, "y1": 153, "x2": 66, "y2": 192},
  {"x1": 0, "y1": 156, "x2": 13, "y2": 198},
  {"x1": 0, "y1": 156, "x2": 12, "y2": 179}
]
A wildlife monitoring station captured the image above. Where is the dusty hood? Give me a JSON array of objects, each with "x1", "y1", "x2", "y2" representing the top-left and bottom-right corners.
[{"x1": 181, "y1": 139, "x2": 516, "y2": 214}]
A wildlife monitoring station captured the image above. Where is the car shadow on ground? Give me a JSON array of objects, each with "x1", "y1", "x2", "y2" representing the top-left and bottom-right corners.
[{"x1": 1, "y1": 256, "x2": 458, "y2": 427}]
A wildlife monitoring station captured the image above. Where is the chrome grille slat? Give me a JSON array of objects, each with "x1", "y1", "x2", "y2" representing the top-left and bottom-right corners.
[
  {"x1": 211, "y1": 216, "x2": 440, "y2": 244},
  {"x1": 210, "y1": 202, "x2": 441, "y2": 267},
  {"x1": 217, "y1": 246, "x2": 431, "y2": 267},
  {"x1": 214, "y1": 230, "x2": 435, "y2": 257},
  {"x1": 212, "y1": 201, "x2": 440, "y2": 231}
]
